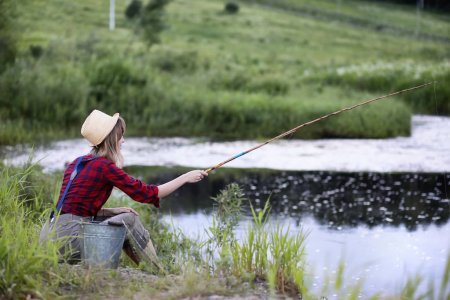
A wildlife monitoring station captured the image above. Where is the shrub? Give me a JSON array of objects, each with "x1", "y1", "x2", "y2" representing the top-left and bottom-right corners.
[
  {"x1": 0, "y1": 0, "x2": 17, "y2": 73},
  {"x1": 209, "y1": 71, "x2": 251, "y2": 91},
  {"x1": 29, "y1": 45, "x2": 44, "y2": 59},
  {"x1": 139, "y1": 0, "x2": 171, "y2": 46},
  {"x1": 151, "y1": 48, "x2": 199, "y2": 73},
  {"x1": 210, "y1": 71, "x2": 289, "y2": 95},
  {"x1": 125, "y1": 0, "x2": 143, "y2": 19},
  {"x1": 248, "y1": 75, "x2": 289, "y2": 96},
  {"x1": 0, "y1": 36, "x2": 16, "y2": 73},
  {"x1": 0, "y1": 61, "x2": 90, "y2": 129},
  {"x1": 224, "y1": 2, "x2": 239, "y2": 14},
  {"x1": 324, "y1": 61, "x2": 450, "y2": 115}
]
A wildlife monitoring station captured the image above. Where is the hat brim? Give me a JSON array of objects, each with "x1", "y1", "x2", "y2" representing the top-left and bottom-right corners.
[{"x1": 88, "y1": 113, "x2": 120, "y2": 146}]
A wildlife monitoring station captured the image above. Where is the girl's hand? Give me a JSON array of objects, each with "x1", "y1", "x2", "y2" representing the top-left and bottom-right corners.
[
  {"x1": 183, "y1": 170, "x2": 208, "y2": 183},
  {"x1": 106, "y1": 207, "x2": 139, "y2": 216}
]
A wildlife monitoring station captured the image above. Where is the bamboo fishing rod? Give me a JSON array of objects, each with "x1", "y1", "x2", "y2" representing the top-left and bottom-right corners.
[{"x1": 204, "y1": 81, "x2": 434, "y2": 173}]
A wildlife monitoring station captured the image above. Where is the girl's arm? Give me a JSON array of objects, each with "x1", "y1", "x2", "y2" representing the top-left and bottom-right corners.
[{"x1": 157, "y1": 170, "x2": 208, "y2": 198}]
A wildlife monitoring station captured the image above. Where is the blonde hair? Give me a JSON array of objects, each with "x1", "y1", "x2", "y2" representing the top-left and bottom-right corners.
[{"x1": 91, "y1": 116, "x2": 126, "y2": 168}]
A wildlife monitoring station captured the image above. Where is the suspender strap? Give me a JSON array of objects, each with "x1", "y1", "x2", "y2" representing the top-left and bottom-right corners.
[{"x1": 50, "y1": 156, "x2": 85, "y2": 220}]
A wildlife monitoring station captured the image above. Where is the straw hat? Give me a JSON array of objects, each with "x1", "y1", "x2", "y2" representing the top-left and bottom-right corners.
[{"x1": 81, "y1": 109, "x2": 120, "y2": 146}]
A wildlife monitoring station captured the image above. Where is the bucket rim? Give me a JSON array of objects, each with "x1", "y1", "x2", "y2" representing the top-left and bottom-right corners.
[{"x1": 80, "y1": 222, "x2": 125, "y2": 227}]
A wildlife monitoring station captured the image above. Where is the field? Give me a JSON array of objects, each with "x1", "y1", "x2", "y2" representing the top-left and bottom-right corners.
[{"x1": 0, "y1": 0, "x2": 449, "y2": 145}]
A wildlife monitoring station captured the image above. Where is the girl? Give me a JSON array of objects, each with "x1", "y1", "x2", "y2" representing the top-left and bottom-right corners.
[{"x1": 40, "y1": 109, "x2": 207, "y2": 267}]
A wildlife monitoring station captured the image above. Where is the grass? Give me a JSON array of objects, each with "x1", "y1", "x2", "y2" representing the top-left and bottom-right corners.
[
  {"x1": 0, "y1": 0, "x2": 449, "y2": 145},
  {"x1": 0, "y1": 163, "x2": 449, "y2": 299},
  {"x1": 242, "y1": 0, "x2": 450, "y2": 40}
]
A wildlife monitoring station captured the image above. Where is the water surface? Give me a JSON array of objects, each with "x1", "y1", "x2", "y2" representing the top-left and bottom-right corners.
[{"x1": 2, "y1": 115, "x2": 449, "y2": 173}]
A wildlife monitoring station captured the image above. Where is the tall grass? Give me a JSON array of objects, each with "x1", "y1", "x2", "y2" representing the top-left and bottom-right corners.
[
  {"x1": 323, "y1": 61, "x2": 450, "y2": 114},
  {"x1": 205, "y1": 185, "x2": 308, "y2": 297},
  {"x1": 0, "y1": 164, "x2": 60, "y2": 298},
  {"x1": 0, "y1": 50, "x2": 414, "y2": 145}
]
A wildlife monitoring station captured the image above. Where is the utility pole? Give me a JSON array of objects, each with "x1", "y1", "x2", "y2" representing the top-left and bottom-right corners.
[{"x1": 109, "y1": 0, "x2": 115, "y2": 31}]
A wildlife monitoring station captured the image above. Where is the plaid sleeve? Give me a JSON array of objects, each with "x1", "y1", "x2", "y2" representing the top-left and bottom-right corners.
[{"x1": 103, "y1": 160, "x2": 160, "y2": 207}]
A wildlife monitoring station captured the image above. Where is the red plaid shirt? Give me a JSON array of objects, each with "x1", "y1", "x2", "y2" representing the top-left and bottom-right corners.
[{"x1": 58, "y1": 154, "x2": 159, "y2": 217}]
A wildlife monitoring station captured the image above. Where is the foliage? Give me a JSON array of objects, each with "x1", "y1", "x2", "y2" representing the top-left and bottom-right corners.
[
  {"x1": 150, "y1": 48, "x2": 201, "y2": 73},
  {"x1": 125, "y1": 0, "x2": 143, "y2": 19},
  {"x1": 29, "y1": 45, "x2": 44, "y2": 59},
  {"x1": 205, "y1": 185, "x2": 308, "y2": 296},
  {"x1": 0, "y1": 165, "x2": 59, "y2": 298},
  {"x1": 209, "y1": 71, "x2": 289, "y2": 95},
  {"x1": 0, "y1": 0, "x2": 17, "y2": 73},
  {"x1": 211, "y1": 183, "x2": 245, "y2": 228},
  {"x1": 224, "y1": 2, "x2": 240, "y2": 14},
  {"x1": 370, "y1": 0, "x2": 450, "y2": 11},
  {"x1": 139, "y1": 0, "x2": 171, "y2": 46},
  {"x1": 323, "y1": 61, "x2": 450, "y2": 114}
]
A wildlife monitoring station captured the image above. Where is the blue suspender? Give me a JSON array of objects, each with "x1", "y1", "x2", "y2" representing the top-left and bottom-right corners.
[{"x1": 50, "y1": 156, "x2": 85, "y2": 221}]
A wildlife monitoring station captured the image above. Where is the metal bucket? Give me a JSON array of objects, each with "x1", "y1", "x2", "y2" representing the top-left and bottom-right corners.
[{"x1": 80, "y1": 223, "x2": 126, "y2": 269}]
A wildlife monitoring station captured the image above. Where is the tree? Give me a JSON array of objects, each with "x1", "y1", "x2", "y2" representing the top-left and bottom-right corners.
[
  {"x1": 139, "y1": 0, "x2": 171, "y2": 46},
  {"x1": 125, "y1": 0, "x2": 143, "y2": 19}
]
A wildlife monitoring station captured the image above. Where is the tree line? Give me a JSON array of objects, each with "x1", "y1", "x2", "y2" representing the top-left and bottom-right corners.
[{"x1": 369, "y1": 0, "x2": 450, "y2": 11}]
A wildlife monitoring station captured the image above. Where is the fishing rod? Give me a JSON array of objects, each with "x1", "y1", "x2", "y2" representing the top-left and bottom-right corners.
[{"x1": 204, "y1": 82, "x2": 434, "y2": 173}]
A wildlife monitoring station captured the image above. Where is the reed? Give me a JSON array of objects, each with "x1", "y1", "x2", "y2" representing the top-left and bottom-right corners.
[{"x1": 205, "y1": 187, "x2": 308, "y2": 297}]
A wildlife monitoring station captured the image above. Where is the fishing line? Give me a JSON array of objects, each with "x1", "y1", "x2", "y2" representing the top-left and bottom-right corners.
[{"x1": 204, "y1": 82, "x2": 434, "y2": 173}]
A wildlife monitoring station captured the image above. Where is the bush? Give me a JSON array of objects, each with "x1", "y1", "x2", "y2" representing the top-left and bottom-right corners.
[
  {"x1": 29, "y1": 45, "x2": 44, "y2": 59},
  {"x1": 151, "y1": 48, "x2": 199, "y2": 73},
  {"x1": 210, "y1": 71, "x2": 289, "y2": 95},
  {"x1": 0, "y1": 36, "x2": 16, "y2": 73},
  {"x1": 323, "y1": 61, "x2": 450, "y2": 115},
  {"x1": 0, "y1": 0, "x2": 17, "y2": 73},
  {"x1": 125, "y1": 0, "x2": 143, "y2": 19},
  {"x1": 248, "y1": 75, "x2": 289, "y2": 96},
  {"x1": 0, "y1": 61, "x2": 90, "y2": 129},
  {"x1": 139, "y1": 0, "x2": 171, "y2": 46},
  {"x1": 89, "y1": 60, "x2": 146, "y2": 103},
  {"x1": 224, "y1": 2, "x2": 239, "y2": 14},
  {"x1": 210, "y1": 71, "x2": 250, "y2": 91}
]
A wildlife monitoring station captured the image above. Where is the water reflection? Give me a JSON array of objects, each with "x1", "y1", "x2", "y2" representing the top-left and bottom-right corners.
[{"x1": 126, "y1": 167, "x2": 450, "y2": 231}]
